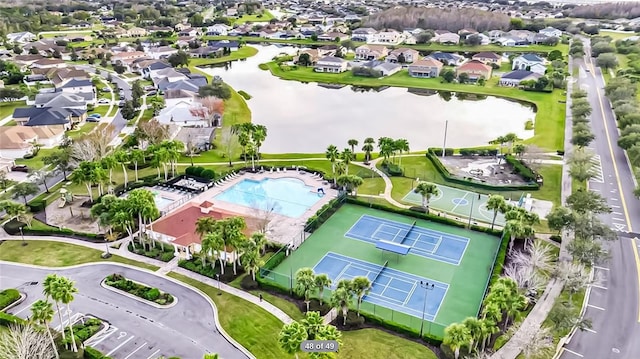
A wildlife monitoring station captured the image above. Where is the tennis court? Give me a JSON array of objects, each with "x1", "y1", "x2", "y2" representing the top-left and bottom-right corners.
[
  {"x1": 314, "y1": 252, "x2": 448, "y2": 321},
  {"x1": 263, "y1": 204, "x2": 501, "y2": 336},
  {"x1": 402, "y1": 184, "x2": 520, "y2": 226},
  {"x1": 346, "y1": 215, "x2": 468, "y2": 265}
]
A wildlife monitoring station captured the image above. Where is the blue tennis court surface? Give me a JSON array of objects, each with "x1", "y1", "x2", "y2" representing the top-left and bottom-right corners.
[
  {"x1": 345, "y1": 215, "x2": 469, "y2": 265},
  {"x1": 313, "y1": 252, "x2": 448, "y2": 321}
]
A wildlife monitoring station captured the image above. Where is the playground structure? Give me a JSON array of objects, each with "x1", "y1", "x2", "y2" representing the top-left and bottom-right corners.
[{"x1": 58, "y1": 188, "x2": 76, "y2": 208}]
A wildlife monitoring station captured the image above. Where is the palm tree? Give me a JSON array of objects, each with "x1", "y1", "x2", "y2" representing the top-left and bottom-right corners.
[
  {"x1": 362, "y1": 137, "x2": 375, "y2": 162},
  {"x1": 205, "y1": 231, "x2": 226, "y2": 273},
  {"x1": 481, "y1": 301, "x2": 502, "y2": 325},
  {"x1": 444, "y1": 323, "x2": 471, "y2": 359},
  {"x1": 101, "y1": 155, "x2": 117, "y2": 184},
  {"x1": 347, "y1": 139, "x2": 358, "y2": 155},
  {"x1": 278, "y1": 321, "x2": 307, "y2": 359},
  {"x1": 130, "y1": 149, "x2": 145, "y2": 182},
  {"x1": 43, "y1": 275, "x2": 65, "y2": 342},
  {"x1": 301, "y1": 311, "x2": 324, "y2": 340},
  {"x1": 314, "y1": 274, "x2": 332, "y2": 306},
  {"x1": 504, "y1": 291, "x2": 528, "y2": 329},
  {"x1": 462, "y1": 317, "x2": 483, "y2": 352},
  {"x1": 325, "y1": 145, "x2": 339, "y2": 178},
  {"x1": 114, "y1": 150, "x2": 129, "y2": 188},
  {"x1": 252, "y1": 124, "x2": 267, "y2": 166},
  {"x1": 250, "y1": 232, "x2": 268, "y2": 256},
  {"x1": 504, "y1": 219, "x2": 526, "y2": 255},
  {"x1": 30, "y1": 299, "x2": 59, "y2": 359},
  {"x1": 104, "y1": 231, "x2": 119, "y2": 256},
  {"x1": 330, "y1": 284, "x2": 353, "y2": 325},
  {"x1": 478, "y1": 318, "x2": 497, "y2": 353},
  {"x1": 486, "y1": 195, "x2": 507, "y2": 230},
  {"x1": 377, "y1": 137, "x2": 394, "y2": 163},
  {"x1": 351, "y1": 276, "x2": 371, "y2": 316},
  {"x1": 413, "y1": 181, "x2": 439, "y2": 213},
  {"x1": 341, "y1": 148, "x2": 353, "y2": 175},
  {"x1": 294, "y1": 268, "x2": 316, "y2": 312},
  {"x1": 241, "y1": 246, "x2": 263, "y2": 280},
  {"x1": 56, "y1": 276, "x2": 79, "y2": 352},
  {"x1": 394, "y1": 138, "x2": 409, "y2": 166},
  {"x1": 334, "y1": 161, "x2": 347, "y2": 181},
  {"x1": 503, "y1": 133, "x2": 521, "y2": 154}
]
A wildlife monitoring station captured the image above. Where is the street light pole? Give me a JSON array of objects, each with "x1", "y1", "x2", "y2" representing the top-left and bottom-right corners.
[
  {"x1": 441, "y1": 120, "x2": 449, "y2": 157},
  {"x1": 19, "y1": 226, "x2": 26, "y2": 246},
  {"x1": 468, "y1": 194, "x2": 475, "y2": 229},
  {"x1": 419, "y1": 281, "x2": 435, "y2": 337},
  {"x1": 216, "y1": 274, "x2": 221, "y2": 295}
]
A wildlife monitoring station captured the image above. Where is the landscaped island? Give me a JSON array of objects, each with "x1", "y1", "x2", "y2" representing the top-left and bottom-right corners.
[{"x1": 104, "y1": 273, "x2": 174, "y2": 306}]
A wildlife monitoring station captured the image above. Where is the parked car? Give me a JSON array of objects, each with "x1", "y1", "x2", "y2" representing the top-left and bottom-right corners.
[
  {"x1": 88, "y1": 113, "x2": 101, "y2": 118},
  {"x1": 86, "y1": 117, "x2": 100, "y2": 122},
  {"x1": 144, "y1": 85, "x2": 155, "y2": 91},
  {"x1": 147, "y1": 91, "x2": 157, "y2": 96},
  {"x1": 11, "y1": 165, "x2": 28, "y2": 173},
  {"x1": 118, "y1": 100, "x2": 125, "y2": 107},
  {"x1": 101, "y1": 87, "x2": 110, "y2": 92},
  {"x1": 98, "y1": 98, "x2": 110, "y2": 104}
]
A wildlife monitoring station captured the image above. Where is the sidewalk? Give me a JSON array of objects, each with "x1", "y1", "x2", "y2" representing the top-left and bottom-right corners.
[{"x1": 1, "y1": 234, "x2": 294, "y2": 325}]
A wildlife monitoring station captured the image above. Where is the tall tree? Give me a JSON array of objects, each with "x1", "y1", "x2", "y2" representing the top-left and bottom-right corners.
[
  {"x1": 394, "y1": 138, "x2": 410, "y2": 166},
  {"x1": 30, "y1": 299, "x2": 58, "y2": 359},
  {"x1": 314, "y1": 274, "x2": 332, "y2": 306},
  {"x1": 462, "y1": 317, "x2": 484, "y2": 352},
  {"x1": 351, "y1": 276, "x2": 371, "y2": 316},
  {"x1": 294, "y1": 268, "x2": 316, "y2": 312},
  {"x1": 330, "y1": 280, "x2": 354, "y2": 325},
  {"x1": 42, "y1": 274, "x2": 66, "y2": 343},
  {"x1": 486, "y1": 195, "x2": 507, "y2": 230},
  {"x1": 362, "y1": 137, "x2": 375, "y2": 162},
  {"x1": 325, "y1": 145, "x2": 339, "y2": 180},
  {"x1": 56, "y1": 276, "x2": 79, "y2": 352},
  {"x1": 444, "y1": 323, "x2": 471, "y2": 359},
  {"x1": 413, "y1": 181, "x2": 439, "y2": 213},
  {"x1": 347, "y1": 139, "x2": 358, "y2": 154},
  {"x1": 130, "y1": 149, "x2": 145, "y2": 182},
  {"x1": 341, "y1": 148, "x2": 353, "y2": 175},
  {"x1": 0, "y1": 323, "x2": 57, "y2": 359},
  {"x1": 10, "y1": 182, "x2": 39, "y2": 204},
  {"x1": 278, "y1": 321, "x2": 307, "y2": 359}
]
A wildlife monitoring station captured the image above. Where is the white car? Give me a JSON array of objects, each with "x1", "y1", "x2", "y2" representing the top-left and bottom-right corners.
[{"x1": 98, "y1": 98, "x2": 110, "y2": 104}]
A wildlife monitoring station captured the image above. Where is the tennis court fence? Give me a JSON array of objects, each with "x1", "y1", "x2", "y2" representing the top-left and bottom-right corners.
[{"x1": 258, "y1": 268, "x2": 448, "y2": 338}]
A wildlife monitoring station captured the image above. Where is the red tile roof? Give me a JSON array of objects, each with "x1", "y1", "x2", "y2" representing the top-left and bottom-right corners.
[{"x1": 457, "y1": 60, "x2": 492, "y2": 72}]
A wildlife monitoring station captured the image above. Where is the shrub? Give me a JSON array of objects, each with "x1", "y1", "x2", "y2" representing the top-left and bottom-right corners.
[
  {"x1": 258, "y1": 63, "x2": 268, "y2": 70},
  {"x1": 191, "y1": 166, "x2": 205, "y2": 177},
  {"x1": 184, "y1": 166, "x2": 197, "y2": 175},
  {"x1": 160, "y1": 252, "x2": 175, "y2": 262},
  {"x1": 504, "y1": 155, "x2": 537, "y2": 182},
  {"x1": 0, "y1": 289, "x2": 21, "y2": 310},
  {"x1": 550, "y1": 234, "x2": 562, "y2": 243},
  {"x1": 238, "y1": 90, "x2": 252, "y2": 99},
  {"x1": 145, "y1": 288, "x2": 160, "y2": 301},
  {"x1": 427, "y1": 147, "x2": 454, "y2": 156},
  {"x1": 382, "y1": 163, "x2": 403, "y2": 176},
  {"x1": 304, "y1": 197, "x2": 344, "y2": 232},
  {"x1": 84, "y1": 347, "x2": 113, "y2": 359},
  {"x1": 335, "y1": 311, "x2": 365, "y2": 329},
  {"x1": 3, "y1": 219, "x2": 103, "y2": 242},
  {"x1": 28, "y1": 200, "x2": 46, "y2": 213},
  {"x1": 0, "y1": 311, "x2": 25, "y2": 327},
  {"x1": 241, "y1": 275, "x2": 259, "y2": 290},
  {"x1": 200, "y1": 169, "x2": 215, "y2": 179}
]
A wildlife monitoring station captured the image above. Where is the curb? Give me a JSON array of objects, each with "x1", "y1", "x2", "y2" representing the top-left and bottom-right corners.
[
  {"x1": 0, "y1": 261, "x2": 256, "y2": 359},
  {"x1": 100, "y1": 278, "x2": 179, "y2": 309},
  {"x1": 1, "y1": 292, "x2": 27, "y2": 313}
]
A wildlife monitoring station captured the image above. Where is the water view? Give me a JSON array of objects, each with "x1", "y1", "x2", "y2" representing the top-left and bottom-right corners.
[{"x1": 199, "y1": 45, "x2": 536, "y2": 153}]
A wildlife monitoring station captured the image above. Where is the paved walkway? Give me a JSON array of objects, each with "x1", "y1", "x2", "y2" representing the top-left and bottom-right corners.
[{"x1": 1, "y1": 234, "x2": 294, "y2": 326}]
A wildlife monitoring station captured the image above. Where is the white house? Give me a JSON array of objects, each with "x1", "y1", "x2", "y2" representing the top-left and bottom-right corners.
[
  {"x1": 206, "y1": 24, "x2": 231, "y2": 36},
  {"x1": 512, "y1": 54, "x2": 547, "y2": 75},
  {"x1": 314, "y1": 56, "x2": 348, "y2": 73},
  {"x1": 369, "y1": 30, "x2": 404, "y2": 45},
  {"x1": 148, "y1": 46, "x2": 179, "y2": 59},
  {"x1": 156, "y1": 101, "x2": 208, "y2": 127},
  {"x1": 435, "y1": 32, "x2": 461, "y2": 44},
  {"x1": 7, "y1": 32, "x2": 36, "y2": 44},
  {"x1": 351, "y1": 27, "x2": 377, "y2": 42},
  {"x1": 539, "y1": 26, "x2": 562, "y2": 38}
]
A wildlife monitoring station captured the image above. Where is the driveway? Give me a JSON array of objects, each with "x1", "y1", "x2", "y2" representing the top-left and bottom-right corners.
[{"x1": 0, "y1": 262, "x2": 251, "y2": 359}]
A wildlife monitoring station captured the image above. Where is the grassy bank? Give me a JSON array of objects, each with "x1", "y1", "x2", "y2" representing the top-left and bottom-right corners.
[
  {"x1": 0, "y1": 101, "x2": 26, "y2": 120},
  {"x1": 167, "y1": 272, "x2": 438, "y2": 359},
  {"x1": 0, "y1": 240, "x2": 159, "y2": 271},
  {"x1": 188, "y1": 46, "x2": 259, "y2": 82},
  {"x1": 263, "y1": 63, "x2": 565, "y2": 151}
]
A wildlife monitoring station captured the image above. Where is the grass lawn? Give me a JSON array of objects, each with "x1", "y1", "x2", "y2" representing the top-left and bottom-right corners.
[
  {"x1": 4, "y1": 120, "x2": 16, "y2": 126},
  {"x1": 536, "y1": 164, "x2": 562, "y2": 207},
  {"x1": 189, "y1": 46, "x2": 259, "y2": 83},
  {"x1": 232, "y1": 11, "x2": 274, "y2": 24},
  {"x1": 0, "y1": 240, "x2": 159, "y2": 271},
  {"x1": 222, "y1": 87, "x2": 252, "y2": 128},
  {"x1": 139, "y1": 107, "x2": 155, "y2": 122},
  {"x1": 14, "y1": 148, "x2": 57, "y2": 170},
  {"x1": 168, "y1": 272, "x2": 438, "y2": 359},
  {"x1": 600, "y1": 30, "x2": 636, "y2": 41},
  {"x1": 0, "y1": 101, "x2": 26, "y2": 120},
  {"x1": 89, "y1": 105, "x2": 110, "y2": 117},
  {"x1": 67, "y1": 122, "x2": 98, "y2": 140},
  {"x1": 264, "y1": 64, "x2": 565, "y2": 151},
  {"x1": 358, "y1": 177, "x2": 386, "y2": 195}
]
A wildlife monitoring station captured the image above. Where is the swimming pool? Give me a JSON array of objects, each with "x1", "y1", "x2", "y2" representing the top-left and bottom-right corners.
[
  {"x1": 214, "y1": 178, "x2": 323, "y2": 217},
  {"x1": 153, "y1": 194, "x2": 174, "y2": 209}
]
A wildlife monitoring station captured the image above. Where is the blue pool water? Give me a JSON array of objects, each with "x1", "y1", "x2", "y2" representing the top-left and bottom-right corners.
[{"x1": 214, "y1": 178, "x2": 323, "y2": 217}]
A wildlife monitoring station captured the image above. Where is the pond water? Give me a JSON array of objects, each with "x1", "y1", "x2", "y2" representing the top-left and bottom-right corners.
[{"x1": 198, "y1": 45, "x2": 536, "y2": 153}]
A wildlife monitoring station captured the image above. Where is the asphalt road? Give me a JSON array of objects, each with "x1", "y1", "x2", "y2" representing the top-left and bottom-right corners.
[
  {"x1": 559, "y1": 42, "x2": 640, "y2": 359},
  {"x1": 0, "y1": 262, "x2": 250, "y2": 359}
]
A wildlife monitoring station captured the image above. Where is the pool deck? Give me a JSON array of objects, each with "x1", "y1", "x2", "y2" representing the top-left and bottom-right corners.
[{"x1": 188, "y1": 170, "x2": 339, "y2": 245}]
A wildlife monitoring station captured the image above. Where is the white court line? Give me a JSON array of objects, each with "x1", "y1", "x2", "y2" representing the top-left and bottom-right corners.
[
  {"x1": 403, "y1": 281, "x2": 418, "y2": 305},
  {"x1": 562, "y1": 348, "x2": 584, "y2": 357},
  {"x1": 594, "y1": 266, "x2": 609, "y2": 271},
  {"x1": 583, "y1": 328, "x2": 597, "y2": 333},
  {"x1": 106, "y1": 336, "x2": 135, "y2": 357},
  {"x1": 449, "y1": 191, "x2": 471, "y2": 215},
  {"x1": 124, "y1": 342, "x2": 148, "y2": 359},
  {"x1": 13, "y1": 300, "x2": 38, "y2": 315},
  {"x1": 431, "y1": 235, "x2": 443, "y2": 255},
  {"x1": 591, "y1": 284, "x2": 607, "y2": 290},
  {"x1": 146, "y1": 349, "x2": 161, "y2": 359},
  {"x1": 587, "y1": 304, "x2": 605, "y2": 311},
  {"x1": 333, "y1": 263, "x2": 351, "y2": 285},
  {"x1": 612, "y1": 217, "x2": 625, "y2": 222}
]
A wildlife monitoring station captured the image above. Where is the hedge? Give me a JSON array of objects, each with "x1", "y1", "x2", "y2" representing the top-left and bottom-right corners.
[
  {"x1": 0, "y1": 289, "x2": 21, "y2": 310},
  {"x1": 304, "y1": 197, "x2": 344, "y2": 233},
  {"x1": 84, "y1": 346, "x2": 113, "y2": 359},
  {"x1": 104, "y1": 273, "x2": 174, "y2": 305},
  {"x1": 359, "y1": 311, "x2": 443, "y2": 345},
  {"x1": 488, "y1": 232, "x2": 510, "y2": 290},
  {"x1": 425, "y1": 153, "x2": 540, "y2": 191},
  {"x1": 3, "y1": 219, "x2": 104, "y2": 242},
  {"x1": 504, "y1": 155, "x2": 537, "y2": 182},
  {"x1": 427, "y1": 147, "x2": 455, "y2": 156},
  {"x1": 381, "y1": 162, "x2": 403, "y2": 176},
  {"x1": 0, "y1": 311, "x2": 25, "y2": 327},
  {"x1": 28, "y1": 199, "x2": 46, "y2": 213}
]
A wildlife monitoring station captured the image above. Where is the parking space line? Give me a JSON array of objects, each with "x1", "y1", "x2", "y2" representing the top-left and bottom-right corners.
[
  {"x1": 594, "y1": 266, "x2": 609, "y2": 271},
  {"x1": 85, "y1": 326, "x2": 118, "y2": 347},
  {"x1": 583, "y1": 327, "x2": 597, "y2": 333},
  {"x1": 563, "y1": 348, "x2": 584, "y2": 357},
  {"x1": 146, "y1": 349, "x2": 160, "y2": 359},
  {"x1": 587, "y1": 304, "x2": 605, "y2": 311},
  {"x1": 591, "y1": 284, "x2": 607, "y2": 290},
  {"x1": 13, "y1": 300, "x2": 38, "y2": 315},
  {"x1": 124, "y1": 342, "x2": 147, "y2": 359},
  {"x1": 106, "y1": 336, "x2": 135, "y2": 357}
]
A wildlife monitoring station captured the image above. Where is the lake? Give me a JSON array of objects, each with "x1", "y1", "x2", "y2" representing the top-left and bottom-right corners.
[{"x1": 198, "y1": 45, "x2": 536, "y2": 153}]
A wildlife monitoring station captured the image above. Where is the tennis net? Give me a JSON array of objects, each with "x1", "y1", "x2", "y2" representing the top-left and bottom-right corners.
[
  {"x1": 370, "y1": 260, "x2": 389, "y2": 284},
  {"x1": 400, "y1": 221, "x2": 417, "y2": 244}
]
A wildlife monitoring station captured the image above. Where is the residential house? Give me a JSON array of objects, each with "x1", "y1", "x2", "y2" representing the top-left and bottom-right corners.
[
  {"x1": 111, "y1": 51, "x2": 148, "y2": 64},
  {"x1": 142, "y1": 61, "x2": 173, "y2": 79},
  {"x1": 508, "y1": 30, "x2": 536, "y2": 43},
  {"x1": 174, "y1": 23, "x2": 192, "y2": 32},
  {"x1": 30, "y1": 59, "x2": 67, "y2": 70},
  {"x1": 370, "y1": 30, "x2": 404, "y2": 45},
  {"x1": 499, "y1": 70, "x2": 542, "y2": 86},
  {"x1": 178, "y1": 28, "x2": 201, "y2": 37},
  {"x1": 163, "y1": 89, "x2": 197, "y2": 108},
  {"x1": 539, "y1": 26, "x2": 562, "y2": 38},
  {"x1": 434, "y1": 32, "x2": 460, "y2": 45},
  {"x1": 496, "y1": 36, "x2": 518, "y2": 47},
  {"x1": 206, "y1": 24, "x2": 231, "y2": 36},
  {"x1": 314, "y1": 56, "x2": 348, "y2": 73},
  {"x1": 33, "y1": 92, "x2": 87, "y2": 109},
  {"x1": 190, "y1": 46, "x2": 224, "y2": 58},
  {"x1": 173, "y1": 127, "x2": 216, "y2": 152},
  {"x1": 11, "y1": 54, "x2": 44, "y2": 71},
  {"x1": 512, "y1": 54, "x2": 547, "y2": 75},
  {"x1": 472, "y1": 52, "x2": 502, "y2": 66},
  {"x1": 0, "y1": 125, "x2": 66, "y2": 159},
  {"x1": 128, "y1": 27, "x2": 148, "y2": 37},
  {"x1": 532, "y1": 34, "x2": 552, "y2": 44},
  {"x1": 429, "y1": 52, "x2": 464, "y2": 66},
  {"x1": 151, "y1": 68, "x2": 188, "y2": 88},
  {"x1": 207, "y1": 40, "x2": 240, "y2": 52},
  {"x1": 408, "y1": 58, "x2": 443, "y2": 78},
  {"x1": 148, "y1": 46, "x2": 179, "y2": 60},
  {"x1": 156, "y1": 101, "x2": 209, "y2": 127},
  {"x1": 12, "y1": 107, "x2": 85, "y2": 129},
  {"x1": 7, "y1": 32, "x2": 36, "y2": 44},
  {"x1": 176, "y1": 36, "x2": 198, "y2": 48},
  {"x1": 456, "y1": 60, "x2": 493, "y2": 81},
  {"x1": 355, "y1": 44, "x2": 389, "y2": 61},
  {"x1": 351, "y1": 27, "x2": 377, "y2": 42},
  {"x1": 373, "y1": 62, "x2": 402, "y2": 76},
  {"x1": 145, "y1": 200, "x2": 259, "y2": 259},
  {"x1": 386, "y1": 48, "x2": 420, "y2": 64},
  {"x1": 317, "y1": 32, "x2": 349, "y2": 42},
  {"x1": 488, "y1": 30, "x2": 505, "y2": 41},
  {"x1": 226, "y1": 8, "x2": 238, "y2": 17},
  {"x1": 159, "y1": 75, "x2": 208, "y2": 92}
]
